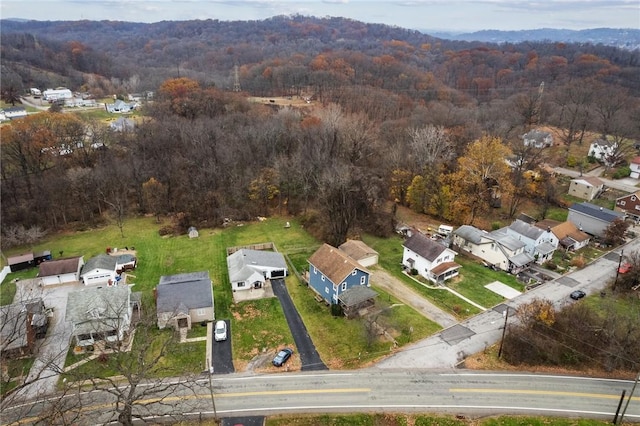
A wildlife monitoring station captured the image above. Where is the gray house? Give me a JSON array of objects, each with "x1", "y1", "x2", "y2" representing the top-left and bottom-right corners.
[
  {"x1": 567, "y1": 202, "x2": 625, "y2": 237},
  {"x1": 522, "y1": 129, "x2": 553, "y2": 148},
  {"x1": 227, "y1": 249, "x2": 288, "y2": 292},
  {"x1": 156, "y1": 271, "x2": 214, "y2": 330}
]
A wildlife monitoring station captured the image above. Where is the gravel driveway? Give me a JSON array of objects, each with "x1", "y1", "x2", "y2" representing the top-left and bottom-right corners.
[{"x1": 370, "y1": 268, "x2": 457, "y2": 328}]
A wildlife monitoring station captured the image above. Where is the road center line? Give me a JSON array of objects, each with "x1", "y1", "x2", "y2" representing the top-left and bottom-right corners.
[{"x1": 450, "y1": 388, "x2": 639, "y2": 400}]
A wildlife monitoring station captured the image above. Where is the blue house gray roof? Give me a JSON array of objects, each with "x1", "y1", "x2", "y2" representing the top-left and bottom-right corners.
[
  {"x1": 156, "y1": 271, "x2": 213, "y2": 313},
  {"x1": 569, "y1": 202, "x2": 624, "y2": 223}
]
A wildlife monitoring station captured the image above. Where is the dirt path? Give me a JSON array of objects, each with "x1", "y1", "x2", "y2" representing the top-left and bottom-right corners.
[{"x1": 370, "y1": 268, "x2": 457, "y2": 328}]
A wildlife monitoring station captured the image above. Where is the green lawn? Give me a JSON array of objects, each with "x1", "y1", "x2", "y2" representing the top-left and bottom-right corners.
[{"x1": 1, "y1": 268, "x2": 39, "y2": 305}]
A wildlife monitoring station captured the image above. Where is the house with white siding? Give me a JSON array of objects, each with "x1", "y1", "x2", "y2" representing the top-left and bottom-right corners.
[{"x1": 402, "y1": 232, "x2": 460, "y2": 283}]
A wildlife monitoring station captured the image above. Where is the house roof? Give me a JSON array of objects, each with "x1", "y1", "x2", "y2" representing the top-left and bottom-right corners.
[
  {"x1": 115, "y1": 253, "x2": 136, "y2": 264},
  {"x1": 569, "y1": 202, "x2": 624, "y2": 223},
  {"x1": 338, "y1": 286, "x2": 378, "y2": 307},
  {"x1": 487, "y1": 229, "x2": 526, "y2": 251},
  {"x1": 571, "y1": 176, "x2": 604, "y2": 187},
  {"x1": 82, "y1": 254, "x2": 117, "y2": 274},
  {"x1": 156, "y1": 271, "x2": 213, "y2": 313},
  {"x1": 1, "y1": 299, "x2": 44, "y2": 352},
  {"x1": 338, "y1": 240, "x2": 378, "y2": 261},
  {"x1": 535, "y1": 242, "x2": 556, "y2": 255},
  {"x1": 65, "y1": 286, "x2": 131, "y2": 335},
  {"x1": 403, "y1": 232, "x2": 448, "y2": 262},
  {"x1": 591, "y1": 138, "x2": 616, "y2": 148},
  {"x1": 38, "y1": 257, "x2": 82, "y2": 277},
  {"x1": 226, "y1": 249, "x2": 287, "y2": 282},
  {"x1": 453, "y1": 225, "x2": 485, "y2": 244},
  {"x1": 308, "y1": 243, "x2": 368, "y2": 285},
  {"x1": 8, "y1": 253, "x2": 34, "y2": 265},
  {"x1": 33, "y1": 250, "x2": 51, "y2": 258},
  {"x1": 631, "y1": 157, "x2": 640, "y2": 165},
  {"x1": 508, "y1": 219, "x2": 546, "y2": 240},
  {"x1": 430, "y1": 261, "x2": 461, "y2": 276},
  {"x1": 510, "y1": 252, "x2": 535, "y2": 267},
  {"x1": 523, "y1": 129, "x2": 551, "y2": 140},
  {"x1": 546, "y1": 221, "x2": 590, "y2": 243},
  {"x1": 516, "y1": 213, "x2": 537, "y2": 224},
  {"x1": 534, "y1": 219, "x2": 562, "y2": 229},
  {"x1": 616, "y1": 190, "x2": 640, "y2": 203}
]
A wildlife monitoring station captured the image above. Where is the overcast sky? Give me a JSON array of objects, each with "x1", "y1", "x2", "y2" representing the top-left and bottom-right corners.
[{"x1": 1, "y1": 0, "x2": 638, "y2": 32}]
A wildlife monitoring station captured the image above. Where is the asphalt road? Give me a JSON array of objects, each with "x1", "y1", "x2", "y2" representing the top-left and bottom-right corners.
[
  {"x1": 5, "y1": 370, "x2": 638, "y2": 424},
  {"x1": 271, "y1": 278, "x2": 327, "y2": 371}
]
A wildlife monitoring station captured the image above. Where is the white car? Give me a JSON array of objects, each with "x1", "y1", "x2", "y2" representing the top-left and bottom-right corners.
[{"x1": 214, "y1": 320, "x2": 227, "y2": 341}]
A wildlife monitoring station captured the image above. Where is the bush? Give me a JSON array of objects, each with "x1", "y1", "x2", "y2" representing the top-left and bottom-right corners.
[
  {"x1": 612, "y1": 166, "x2": 631, "y2": 179},
  {"x1": 566, "y1": 155, "x2": 577, "y2": 167},
  {"x1": 491, "y1": 221, "x2": 502, "y2": 231},
  {"x1": 570, "y1": 255, "x2": 585, "y2": 268},
  {"x1": 544, "y1": 260, "x2": 557, "y2": 270},
  {"x1": 158, "y1": 226, "x2": 172, "y2": 236},
  {"x1": 410, "y1": 268, "x2": 418, "y2": 275}
]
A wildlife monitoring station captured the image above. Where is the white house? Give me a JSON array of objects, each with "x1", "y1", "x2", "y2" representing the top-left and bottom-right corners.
[
  {"x1": 453, "y1": 225, "x2": 533, "y2": 274},
  {"x1": 42, "y1": 88, "x2": 73, "y2": 102},
  {"x1": 504, "y1": 219, "x2": 559, "y2": 264},
  {"x1": 80, "y1": 254, "x2": 118, "y2": 286},
  {"x1": 105, "y1": 99, "x2": 138, "y2": 113},
  {"x1": 38, "y1": 256, "x2": 84, "y2": 286},
  {"x1": 534, "y1": 219, "x2": 591, "y2": 251},
  {"x1": 338, "y1": 239, "x2": 379, "y2": 267},
  {"x1": 402, "y1": 232, "x2": 460, "y2": 283},
  {"x1": 226, "y1": 248, "x2": 288, "y2": 292},
  {"x1": 1, "y1": 107, "x2": 27, "y2": 120},
  {"x1": 630, "y1": 157, "x2": 640, "y2": 179},
  {"x1": 568, "y1": 176, "x2": 604, "y2": 201},
  {"x1": 589, "y1": 139, "x2": 618, "y2": 164},
  {"x1": 522, "y1": 129, "x2": 553, "y2": 148}
]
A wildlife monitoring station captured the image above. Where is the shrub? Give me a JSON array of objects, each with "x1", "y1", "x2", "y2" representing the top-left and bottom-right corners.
[
  {"x1": 570, "y1": 255, "x2": 585, "y2": 268},
  {"x1": 491, "y1": 221, "x2": 502, "y2": 230},
  {"x1": 410, "y1": 268, "x2": 418, "y2": 275},
  {"x1": 566, "y1": 155, "x2": 577, "y2": 167},
  {"x1": 544, "y1": 260, "x2": 557, "y2": 270},
  {"x1": 613, "y1": 166, "x2": 631, "y2": 179},
  {"x1": 158, "y1": 226, "x2": 172, "y2": 236}
]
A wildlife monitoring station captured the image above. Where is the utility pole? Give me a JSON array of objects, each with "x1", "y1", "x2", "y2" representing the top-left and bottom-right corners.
[
  {"x1": 498, "y1": 307, "x2": 509, "y2": 359},
  {"x1": 614, "y1": 250, "x2": 624, "y2": 291},
  {"x1": 617, "y1": 372, "x2": 639, "y2": 425},
  {"x1": 206, "y1": 359, "x2": 218, "y2": 421}
]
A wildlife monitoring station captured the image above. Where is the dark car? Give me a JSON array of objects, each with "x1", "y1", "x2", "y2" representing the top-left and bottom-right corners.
[
  {"x1": 272, "y1": 348, "x2": 293, "y2": 367},
  {"x1": 570, "y1": 290, "x2": 586, "y2": 300}
]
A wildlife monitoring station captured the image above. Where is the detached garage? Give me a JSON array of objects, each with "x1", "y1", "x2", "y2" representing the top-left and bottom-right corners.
[
  {"x1": 38, "y1": 256, "x2": 84, "y2": 286},
  {"x1": 339, "y1": 240, "x2": 379, "y2": 267},
  {"x1": 8, "y1": 253, "x2": 35, "y2": 272}
]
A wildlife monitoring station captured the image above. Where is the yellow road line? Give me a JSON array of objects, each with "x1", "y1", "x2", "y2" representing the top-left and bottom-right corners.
[{"x1": 451, "y1": 388, "x2": 640, "y2": 401}]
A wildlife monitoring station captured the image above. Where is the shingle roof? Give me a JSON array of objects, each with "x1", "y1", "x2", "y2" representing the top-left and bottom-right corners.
[
  {"x1": 571, "y1": 176, "x2": 604, "y2": 187},
  {"x1": 338, "y1": 286, "x2": 378, "y2": 307},
  {"x1": 156, "y1": 271, "x2": 213, "y2": 313},
  {"x1": 1, "y1": 299, "x2": 44, "y2": 352},
  {"x1": 547, "y1": 221, "x2": 590, "y2": 243},
  {"x1": 308, "y1": 244, "x2": 368, "y2": 285},
  {"x1": 508, "y1": 219, "x2": 545, "y2": 240},
  {"x1": 488, "y1": 230, "x2": 526, "y2": 251},
  {"x1": 338, "y1": 240, "x2": 378, "y2": 261},
  {"x1": 453, "y1": 225, "x2": 485, "y2": 244},
  {"x1": 82, "y1": 254, "x2": 117, "y2": 273},
  {"x1": 8, "y1": 253, "x2": 34, "y2": 265},
  {"x1": 403, "y1": 232, "x2": 448, "y2": 262},
  {"x1": 38, "y1": 257, "x2": 82, "y2": 277},
  {"x1": 510, "y1": 252, "x2": 535, "y2": 267},
  {"x1": 66, "y1": 286, "x2": 131, "y2": 335},
  {"x1": 430, "y1": 261, "x2": 460, "y2": 276},
  {"x1": 226, "y1": 249, "x2": 287, "y2": 282},
  {"x1": 569, "y1": 202, "x2": 624, "y2": 223}
]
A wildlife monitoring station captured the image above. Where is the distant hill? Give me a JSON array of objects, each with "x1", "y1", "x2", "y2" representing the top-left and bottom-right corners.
[{"x1": 428, "y1": 28, "x2": 640, "y2": 51}]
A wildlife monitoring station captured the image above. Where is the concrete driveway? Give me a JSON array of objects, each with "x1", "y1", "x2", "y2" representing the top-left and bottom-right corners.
[{"x1": 12, "y1": 279, "x2": 80, "y2": 401}]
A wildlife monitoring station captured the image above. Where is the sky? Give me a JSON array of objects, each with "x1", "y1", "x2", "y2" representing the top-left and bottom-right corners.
[{"x1": 1, "y1": 0, "x2": 638, "y2": 32}]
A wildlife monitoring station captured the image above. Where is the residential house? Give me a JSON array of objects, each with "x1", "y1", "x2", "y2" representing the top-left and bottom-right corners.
[
  {"x1": 66, "y1": 285, "x2": 137, "y2": 347},
  {"x1": 105, "y1": 99, "x2": 137, "y2": 113},
  {"x1": 615, "y1": 191, "x2": 640, "y2": 221},
  {"x1": 568, "y1": 176, "x2": 604, "y2": 201},
  {"x1": 307, "y1": 244, "x2": 371, "y2": 305},
  {"x1": 534, "y1": 219, "x2": 591, "y2": 251},
  {"x1": 402, "y1": 232, "x2": 460, "y2": 283},
  {"x1": 1, "y1": 299, "x2": 48, "y2": 358},
  {"x1": 522, "y1": 129, "x2": 553, "y2": 148},
  {"x1": 80, "y1": 254, "x2": 118, "y2": 286},
  {"x1": 8, "y1": 253, "x2": 35, "y2": 272},
  {"x1": 505, "y1": 219, "x2": 559, "y2": 264},
  {"x1": 589, "y1": 139, "x2": 618, "y2": 164},
  {"x1": 1, "y1": 106, "x2": 28, "y2": 120},
  {"x1": 156, "y1": 271, "x2": 214, "y2": 330},
  {"x1": 38, "y1": 256, "x2": 84, "y2": 286},
  {"x1": 115, "y1": 254, "x2": 137, "y2": 273},
  {"x1": 110, "y1": 117, "x2": 135, "y2": 132},
  {"x1": 567, "y1": 202, "x2": 625, "y2": 237},
  {"x1": 338, "y1": 239, "x2": 379, "y2": 267},
  {"x1": 453, "y1": 225, "x2": 533, "y2": 274},
  {"x1": 227, "y1": 248, "x2": 288, "y2": 292},
  {"x1": 630, "y1": 157, "x2": 640, "y2": 179}
]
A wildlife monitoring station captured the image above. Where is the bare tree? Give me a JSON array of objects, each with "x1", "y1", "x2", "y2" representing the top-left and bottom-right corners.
[{"x1": 407, "y1": 124, "x2": 453, "y2": 173}]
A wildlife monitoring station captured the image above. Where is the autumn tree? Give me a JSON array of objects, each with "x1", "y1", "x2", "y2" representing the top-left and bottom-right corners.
[
  {"x1": 447, "y1": 136, "x2": 514, "y2": 225},
  {"x1": 248, "y1": 167, "x2": 280, "y2": 212},
  {"x1": 602, "y1": 218, "x2": 630, "y2": 247}
]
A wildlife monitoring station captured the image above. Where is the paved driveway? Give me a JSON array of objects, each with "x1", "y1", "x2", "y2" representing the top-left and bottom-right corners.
[
  {"x1": 211, "y1": 319, "x2": 234, "y2": 374},
  {"x1": 271, "y1": 279, "x2": 327, "y2": 371},
  {"x1": 12, "y1": 279, "x2": 80, "y2": 400}
]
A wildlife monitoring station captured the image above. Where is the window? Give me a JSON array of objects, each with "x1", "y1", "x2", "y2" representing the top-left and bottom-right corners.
[
  {"x1": 325, "y1": 287, "x2": 329, "y2": 294},
  {"x1": 237, "y1": 282, "x2": 245, "y2": 287},
  {"x1": 632, "y1": 196, "x2": 637, "y2": 202},
  {"x1": 197, "y1": 309, "x2": 205, "y2": 316},
  {"x1": 342, "y1": 282, "x2": 347, "y2": 291},
  {"x1": 321, "y1": 275, "x2": 325, "y2": 281},
  {"x1": 351, "y1": 270, "x2": 357, "y2": 276},
  {"x1": 360, "y1": 276, "x2": 366, "y2": 285},
  {"x1": 313, "y1": 266, "x2": 317, "y2": 274},
  {"x1": 620, "y1": 201, "x2": 626, "y2": 206}
]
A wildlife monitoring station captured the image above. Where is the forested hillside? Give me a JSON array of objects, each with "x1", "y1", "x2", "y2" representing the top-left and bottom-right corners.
[{"x1": 1, "y1": 16, "x2": 639, "y2": 247}]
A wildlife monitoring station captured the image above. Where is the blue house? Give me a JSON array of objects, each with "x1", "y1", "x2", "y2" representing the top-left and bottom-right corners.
[{"x1": 307, "y1": 243, "x2": 371, "y2": 305}]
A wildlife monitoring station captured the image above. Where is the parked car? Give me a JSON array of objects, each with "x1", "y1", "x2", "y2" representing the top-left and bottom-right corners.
[
  {"x1": 570, "y1": 290, "x2": 586, "y2": 300},
  {"x1": 272, "y1": 348, "x2": 293, "y2": 367},
  {"x1": 618, "y1": 263, "x2": 632, "y2": 274},
  {"x1": 214, "y1": 320, "x2": 227, "y2": 341}
]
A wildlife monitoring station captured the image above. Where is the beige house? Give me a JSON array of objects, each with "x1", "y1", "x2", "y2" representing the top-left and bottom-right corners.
[
  {"x1": 156, "y1": 271, "x2": 214, "y2": 330},
  {"x1": 568, "y1": 176, "x2": 604, "y2": 201},
  {"x1": 339, "y1": 239, "x2": 379, "y2": 267}
]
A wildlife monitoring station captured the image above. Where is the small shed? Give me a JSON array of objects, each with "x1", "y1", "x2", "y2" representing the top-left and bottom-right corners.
[
  {"x1": 188, "y1": 227, "x2": 199, "y2": 239},
  {"x1": 8, "y1": 253, "x2": 35, "y2": 272}
]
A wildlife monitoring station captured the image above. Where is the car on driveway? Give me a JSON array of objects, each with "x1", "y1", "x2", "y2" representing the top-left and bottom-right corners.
[
  {"x1": 570, "y1": 290, "x2": 586, "y2": 300},
  {"x1": 618, "y1": 263, "x2": 632, "y2": 274},
  {"x1": 272, "y1": 348, "x2": 293, "y2": 367},
  {"x1": 214, "y1": 320, "x2": 227, "y2": 341}
]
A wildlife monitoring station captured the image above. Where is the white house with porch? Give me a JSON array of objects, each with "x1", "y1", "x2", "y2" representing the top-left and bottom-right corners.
[{"x1": 402, "y1": 232, "x2": 460, "y2": 283}]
